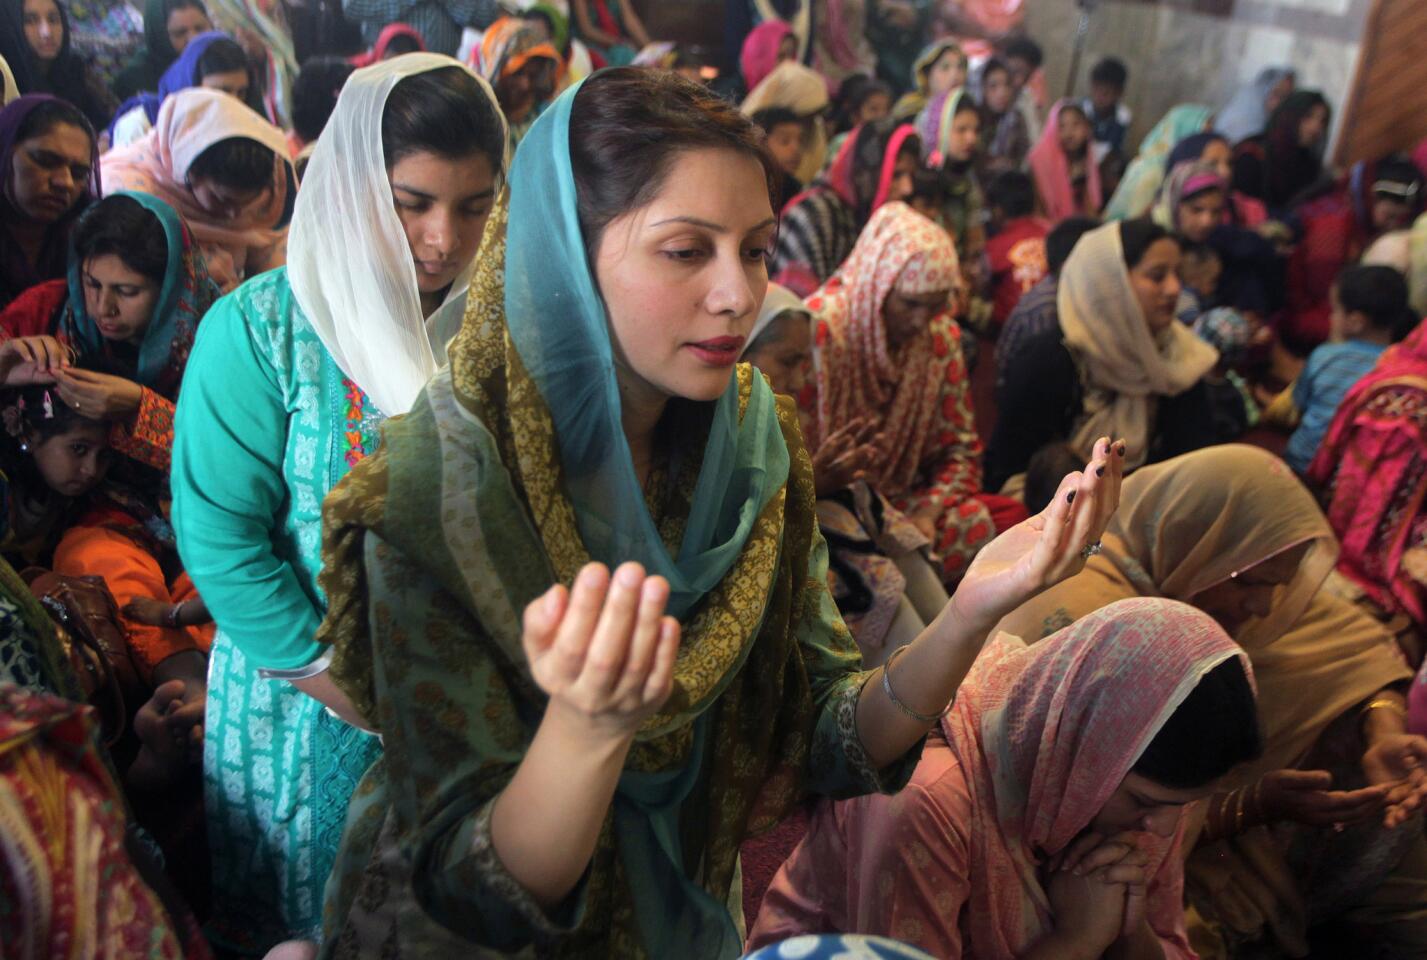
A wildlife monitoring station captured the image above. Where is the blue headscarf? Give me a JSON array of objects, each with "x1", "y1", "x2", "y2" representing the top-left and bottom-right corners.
[
  {"x1": 109, "y1": 31, "x2": 235, "y2": 137},
  {"x1": 505, "y1": 78, "x2": 790, "y2": 622},
  {"x1": 59, "y1": 190, "x2": 219, "y2": 396},
  {"x1": 1217, "y1": 67, "x2": 1294, "y2": 145}
]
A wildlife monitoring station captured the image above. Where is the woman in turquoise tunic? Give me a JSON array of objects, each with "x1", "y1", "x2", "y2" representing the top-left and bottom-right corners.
[
  {"x1": 169, "y1": 54, "x2": 507, "y2": 954},
  {"x1": 314, "y1": 68, "x2": 1126, "y2": 958}
]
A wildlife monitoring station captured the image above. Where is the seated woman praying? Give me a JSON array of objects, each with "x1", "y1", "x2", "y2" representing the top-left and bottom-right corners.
[
  {"x1": 102, "y1": 87, "x2": 293, "y2": 293},
  {"x1": 744, "y1": 282, "x2": 948, "y2": 666},
  {"x1": 997, "y1": 444, "x2": 1427, "y2": 958},
  {"x1": 799, "y1": 201, "x2": 1027, "y2": 586},
  {"x1": 749, "y1": 596, "x2": 1262, "y2": 959}
]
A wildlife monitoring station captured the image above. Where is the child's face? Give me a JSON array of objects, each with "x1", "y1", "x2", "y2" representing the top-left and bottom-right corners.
[
  {"x1": 945, "y1": 109, "x2": 980, "y2": 163},
  {"x1": 1006, "y1": 55, "x2": 1033, "y2": 92},
  {"x1": 30, "y1": 421, "x2": 111, "y2": 498},
  {"x1": 1089, "y1": 81, "x2": 1121, "y2": 115},
  {"x1": 1179, "y1": 254, "x2": 1222, "y2": 301},
  {"x1": 857, "y1": 91, "x2": 892, "y2": 126},
  {"x1": 927, "y1": 49, "x2": 964, "y2": 97},
  {"x1": 1057, "y1": 109, "x2": 1091, "y2": 156},
  {"x1": 1372, "y1": 196, "x2": 1413, "y2": 234},
  {"x1": 1176, "y1": 190, "x2": 1226, "y2": 244},
  {"x1": 982, "y1": 68, "x2": 1013, "y2": 114},
  {"x1": 766, "y1": 121, "x2": 805, "y2": 177}
]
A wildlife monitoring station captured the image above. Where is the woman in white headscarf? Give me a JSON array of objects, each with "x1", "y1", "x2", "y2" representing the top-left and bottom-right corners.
[{"x1": 170, "y1": 53, "x2": 507, "y2": 955}]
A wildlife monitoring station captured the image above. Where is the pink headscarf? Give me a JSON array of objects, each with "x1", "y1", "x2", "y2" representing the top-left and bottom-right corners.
[
  {"x1": 805, "y1": 201, "x2": 960, "y2": 492},
  {"x1": 1028, "y1": 99, "x2": 1102, "y2": 222},
  {"x1": 822, "y1": 121, "x2": 916, "y2": 213},
  {"x1": 101, "y1": 88, "x2": 293, "y2": 292},
  {"x1": 946, "y1": 597, "x2": 1249, "y2": 958},
  {"x1": 740, "y1": 20, "x2": 793, "y2": 91}
]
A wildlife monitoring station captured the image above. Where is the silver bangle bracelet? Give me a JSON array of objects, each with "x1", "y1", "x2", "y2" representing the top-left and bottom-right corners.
[{"x1": 881, "y1": 645, "x2": 953, "y2": 723}]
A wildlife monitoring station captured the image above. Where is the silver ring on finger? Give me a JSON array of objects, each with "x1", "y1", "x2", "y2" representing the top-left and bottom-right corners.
[{"x1": 1079, "y1": 541, "x2": 1103, "y2": 561}]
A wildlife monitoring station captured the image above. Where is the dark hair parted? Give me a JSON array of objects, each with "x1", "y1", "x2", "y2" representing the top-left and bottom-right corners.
[
  {"x1": 1133, "y1": 656, "x2": 1262, "y2": 790},
  {"x1": 188, "y1": 136, "x2": 275, "y2": 192},
  {"x1": 72, "y1": 194, "x2": 168, "y2": 285},
  {"x1": 291, "y1": 55, "x2": 355, "y2": 144},
  {"x1": 1119, "y1": 218, "x2": 1177, "y2": 269},
  {"x1": 569, "y1": 67, "x2": 777, "y2": 255},
  {"x1": 1046, "y1": 216, "x2": 1099, "y2": 273},
  {"x1": 380, "y1": 65, "x2": 507, "y2": 171},
  {"x1": 988, "y1": 170, "x2": 1035, "y2": 219},
  {"x1": 1337, "y1": 264, "x2": 1415, "y2": 341},
  {"x1": 14, "y1": 98, "x2": 94, "y2": 151},
  {"x1": 195, "y1": 36, "x2": 248, "y2": 79},
  {"x1": 1090, "y1": 56, "x2": 1128, "y2": 91}
]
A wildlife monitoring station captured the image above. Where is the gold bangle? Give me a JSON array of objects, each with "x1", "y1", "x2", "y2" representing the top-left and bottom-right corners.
[
  {"x1": 1362, "y1": 698, "x2": 1408, "y2": 722},
  {"x1": 1250, "y1": 779, "x2": 1265, "y2": 824},
  {"x1": 1233, "y1": 788, "x2": 1246, "y2": 834}
]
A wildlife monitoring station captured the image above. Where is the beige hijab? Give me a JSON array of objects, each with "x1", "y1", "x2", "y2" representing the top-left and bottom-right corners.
[
  {"x1": 996, "y1": 444, "x2": 1410, "y2": 781},
  {"x1": 741, "y1": 61, "x2": 830, "y2": 186},
  {"x1": 0, "y1": 55, "x2": 16, "y2": 105},
  {"x1": 1057, "y1": 221, "x2": 1218, "y2": 469}
]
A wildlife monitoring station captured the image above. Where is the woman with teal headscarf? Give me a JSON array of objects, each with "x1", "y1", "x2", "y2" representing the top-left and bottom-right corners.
[
  {"x1": 314, "y1": 67, "x2": 1125, "y2": 958},
  {"x1": 0, "y1": 189, "x2": 219, "y2": 474},
  {"x1": 1102, "y1": 103, "x2": 1215, "y2": 220}
]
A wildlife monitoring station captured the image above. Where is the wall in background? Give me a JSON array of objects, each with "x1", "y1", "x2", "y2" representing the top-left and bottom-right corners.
[{"x1": 1024, "y1": 0, "x2": 1370, "y2": 159}]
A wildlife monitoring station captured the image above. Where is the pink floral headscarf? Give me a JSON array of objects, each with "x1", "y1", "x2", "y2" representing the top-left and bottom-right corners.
[{"x1": 805, "y1": 201, "x2": 959, "y2": 490}]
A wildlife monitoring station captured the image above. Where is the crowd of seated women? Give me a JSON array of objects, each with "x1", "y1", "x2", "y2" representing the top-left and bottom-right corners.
[{"x1": 4, "y1": 3, "x2": 1427, "y2": 959}]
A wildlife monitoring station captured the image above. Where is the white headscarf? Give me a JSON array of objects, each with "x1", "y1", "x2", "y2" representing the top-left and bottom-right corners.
[
  {"x1": 0, "y1": 55, "x2": 16, "y2": 105},
  {"x1": 287, "y1": 54, "x2": 507, "y2": 417},
  {"x1": 745, "y1": 282, "x2": 808, "y2": 354}
]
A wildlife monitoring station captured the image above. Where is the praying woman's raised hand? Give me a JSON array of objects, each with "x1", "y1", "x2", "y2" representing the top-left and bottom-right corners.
[
  {"x1": 949, "y1": 436, "x2": 1125, "y2": 634},
  {"x1": 521, "y1": 562, "x2": 681, "y2": 741}
]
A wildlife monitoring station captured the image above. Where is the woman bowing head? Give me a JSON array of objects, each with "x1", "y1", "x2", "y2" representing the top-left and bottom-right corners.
[{"x1": 315, "y1": 67, "x2": 1126, "y2": 958}]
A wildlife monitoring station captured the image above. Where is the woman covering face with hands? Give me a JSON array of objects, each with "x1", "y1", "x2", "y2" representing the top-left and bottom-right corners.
[
  {"x1": 313, "y1": 68, "x2": 1127, "y2": 957},
  {"x1": 750, "y1": 597, "x2": 1261, "y2": 960}
]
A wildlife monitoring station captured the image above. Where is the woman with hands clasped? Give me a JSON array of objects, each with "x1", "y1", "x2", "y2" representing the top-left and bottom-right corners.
[
  {"x1": 312, "y1": 68, "x2": 1126, "y2": 958},
  {"x1": 997, "y1": 444, "x2": 1427, "y2": 958},
  {"x1": 750, "y1": 596, "x2": 1262, "y2": 960}
]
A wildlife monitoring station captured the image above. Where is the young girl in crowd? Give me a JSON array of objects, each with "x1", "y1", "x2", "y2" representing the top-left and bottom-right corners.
[
  {"x1": 1, "y1": 0, "x2": 116, "y2": 130},
  {"x1": 1028, "y1": 99, "x2": 1102, "y2": 221},
  {"x1": 114, "y1": 0, "x2": 213, "y2": 99},
  {"x1": 103, "y1": 87, "x2": 292, "y2": 293},
  {"x1": 110, "y1": 31, "x2": 256, "y2": 149},
  {"x1": 771, "y1": 117, "x2": 917, "y2": 295},
  {"x1": 802, "y1": 201, "x2": 1026, "y2": 586},
  {"x1": 0, "y1": 96, "x2": 96, "y2": 310},
  {"x1": 473, "y1": 16, "x2": 561, "y2": 147},
  {"x1": 891, "y1": 39, "x2": 965, "y2": 122},
  {"x1": 0, "y1": 191, "x2": 220, "y2": 476},
  {"x1": 916, "y1": 88, "x2": 981, "y2": 254},
  {"x1": 739, "y1": 17, "x2": 796, "y2": 93},
  {"x1": 751, "y1": 598, "x2": 1261, "y2": 959},
  {"x1": 1232, "y1": 89, "x2": 1332, "y2": 213},
  {"x1": 311, "y1": 67, "x2": 1123, "y2": 958},
  {"x1": 1284, "y1": 265, "x2": 1414, "y2": 474},
  {"x1": 170, "y1": 55, "x2": 507, "y2": 955},
  {"x1": 987, "y1": 220, "x2": 1218, "y2": 492},
  {"x1": 976, "y1": 56, "x2": 1029, "y2": 178},
  {"x1": 999, "y1": 445, "x2": 1427, "y2": 959}
]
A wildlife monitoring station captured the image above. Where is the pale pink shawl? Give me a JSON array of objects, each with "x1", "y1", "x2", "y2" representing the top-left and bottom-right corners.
[
  {"x1": 101, "y1": 87, "x2": 293, "y2": 292},
  {"x1": 1027, "y1": 99, "x2": 1103, "y2": 223},
  {"x1": 750, "y1": 597, "x2": 1247, "y2": 958},
  {"x1": 804, "y1": 201, "x2": 960, "y2": 493}
]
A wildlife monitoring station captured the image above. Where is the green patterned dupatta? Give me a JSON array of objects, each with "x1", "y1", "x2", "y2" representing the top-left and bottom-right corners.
[{"x1": 316, "y1": 83, "x2": 873, "y2": 956}]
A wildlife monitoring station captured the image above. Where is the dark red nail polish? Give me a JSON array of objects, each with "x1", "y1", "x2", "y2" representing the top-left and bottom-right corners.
[
  {"x1": 1115, "y1": 442, "x2": 1126, "y2": 457},
  {"x1": 1096, "y1": 465, "x2": 1105, "y2": 477},
  {"x1": 1066, "y1": 489, "x2": 1076, "y2": 504}
]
